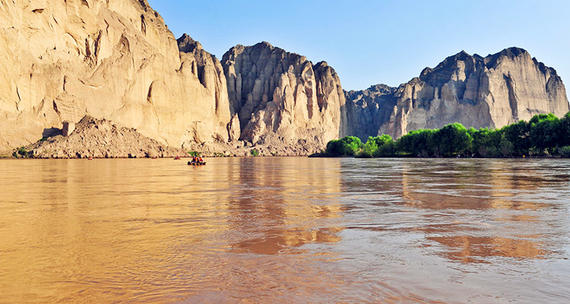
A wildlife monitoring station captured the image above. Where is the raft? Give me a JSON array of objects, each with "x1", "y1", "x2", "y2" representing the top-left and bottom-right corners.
[{"x1": 188, "y1": 161, "x2": 207, "y2": 166}]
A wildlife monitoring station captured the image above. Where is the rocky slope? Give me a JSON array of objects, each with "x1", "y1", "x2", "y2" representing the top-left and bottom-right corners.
[
  {"x1": 25, "y1": 116, "x2": 185, "y2": 158},
  {"x1": 221, "y1": 42, "x2": 347, "y2": 155},
  {"x1": 0, "y1": 0, "x2": 233, "y2": 153},
  {"x1": 345, "y1": 48, "x2": 570, "y2": 139}
]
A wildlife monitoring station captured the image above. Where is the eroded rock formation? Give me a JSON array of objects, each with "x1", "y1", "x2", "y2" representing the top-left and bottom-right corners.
[
  {"x1": 0, "y1": 0, "x2": 232, "y2": 153},
  {"x1": 222, "y1": 42, "x2": 347, "y2": 155},
  {"x1": 345, "y1": 48, "x2": 570, "y2": 139}
]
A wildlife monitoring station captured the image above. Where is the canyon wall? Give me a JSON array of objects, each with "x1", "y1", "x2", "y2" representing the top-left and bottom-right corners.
[
  {"x1": 345, "y1": 48, "x2": 569, "y2": 139},
  {"x1": 222, "y1": 42, "x2": 347, "y2": 154},
  {"x1": 0, "y1": 0, "x2": 232, "y2": 152}
]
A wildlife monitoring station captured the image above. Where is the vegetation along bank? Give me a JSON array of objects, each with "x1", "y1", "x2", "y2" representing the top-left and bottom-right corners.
[{"x1": 321, "y1": 112, "x2": 570, "y2": 158}]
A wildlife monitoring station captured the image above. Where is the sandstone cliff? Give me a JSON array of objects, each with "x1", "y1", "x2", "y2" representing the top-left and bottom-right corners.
[
  {"x1": 346, "y1": 47, "x2": 570, "y2": 139},
  {"x1": 0, "y1": 0, "x2": 232, "y2": 153},
  {"x1": 345, "y1": 84, "x2": 397, "y2": 140},
  {"x1": 221, "y1": 42, "x2": 347, "y2": 155}
]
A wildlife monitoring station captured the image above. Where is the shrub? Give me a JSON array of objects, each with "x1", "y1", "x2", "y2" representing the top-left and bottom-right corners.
[
  {"x1": 470, "y1": 128, "x2": 502, "y2": 157},
  {"x1": 396, "y1": 129, "x2": 435, "y2": 157},
  {"x1": 431, "y1": 123, "x2": 472, "y2": 157},
  {"x1": 501, "y1": 120, "x2": 530, "y2": 156},
  {"x1": 325, "y1": 136, "x2": 363, "y2": 156},
  {"x1": 359, "y1": 137, "x2": 379, "y2": 157},
  {"x1": 250, "y1": 148, "x2": 260, "y2": 157},
  {"x1": 559, "y1": 146, "x2": 570, "y2": 158},
  {"x1": 376, "y1": 140, "x2": 395, "y2": 157},
  {"x1": 529, "y1": 113, "x2": 561, "y2": 151},
  {"x1": 13, "y1": 147, "x2": 32, "y2": 158},
  {"x1": 499, "y1": 136, "x2": 515, "y2": 157}
]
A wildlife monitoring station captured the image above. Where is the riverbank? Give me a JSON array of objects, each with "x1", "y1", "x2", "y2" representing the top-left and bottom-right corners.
[
  {"x1": 9, "y1": 115, "x2": 322, "y2": 159},
  {"x1": 323, "y1": 113, "x2": 570, "y2": 159}
]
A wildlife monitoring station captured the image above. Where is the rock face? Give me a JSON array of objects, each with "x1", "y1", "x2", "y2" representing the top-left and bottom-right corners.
[
  {"x1": 0, "y1": 0, "x2": 232, "y2": 152},
  {"x1": 27, "y1": 115, "x2": 185, "y2": 158},
  {"x1": 176, "y1": 33, "x2": 234, "y2": 146},
  {"x1": 221, "y1": 42, "x2": 347, "y2": 154},
  {"x1": 345, "y1": 84, "x2": 397, "y2": 140},
  {"x1": 346, "y1": 48, "x2": 570, "y2": 139}
]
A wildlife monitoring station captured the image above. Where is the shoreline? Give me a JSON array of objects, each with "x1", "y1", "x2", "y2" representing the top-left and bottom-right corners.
[{"x1": 3, "y1": 154, "x2": 569, "y2": 160}]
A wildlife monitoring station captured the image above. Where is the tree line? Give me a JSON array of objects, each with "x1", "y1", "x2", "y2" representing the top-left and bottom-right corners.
[{"x1": 324, "y1": 112, "x2": 570, "y2": 158}]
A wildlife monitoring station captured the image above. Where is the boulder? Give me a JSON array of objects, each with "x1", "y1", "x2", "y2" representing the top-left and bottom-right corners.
[{"x1": 62, "y1": 121, "x2": 75, "y2": 136}]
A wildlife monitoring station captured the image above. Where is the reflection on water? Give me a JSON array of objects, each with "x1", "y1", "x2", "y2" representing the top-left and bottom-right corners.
[
  {"x1": 427, "y1": 236, "x2": 545, "y2": 263},
  {"x1": 0, "y1": 158, "x2": 569, "y2": 303},
  {"x1": 397, "y1": 159, "x2": 563, "y2": 263},
  {"x1": 226, "y1": 159, "x2": 344, "y2": 255}
]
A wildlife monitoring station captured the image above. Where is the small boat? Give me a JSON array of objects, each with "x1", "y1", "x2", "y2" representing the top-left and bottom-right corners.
[
  {"x1": 174, "y1": 156, "x2": 181, "y2": 160},
  {"x1": 187, "y1": 161, "x2": 206, "y2": 166}
]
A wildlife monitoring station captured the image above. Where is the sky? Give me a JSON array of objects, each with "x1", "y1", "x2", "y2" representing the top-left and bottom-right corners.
[{"x1": 147, "y1": 0, "x2": 570, "y2": 91}]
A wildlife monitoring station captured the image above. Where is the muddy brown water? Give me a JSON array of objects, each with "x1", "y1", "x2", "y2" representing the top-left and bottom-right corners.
[{"x1": 0, "y1": 158, "x2": 569, "y2": 303}]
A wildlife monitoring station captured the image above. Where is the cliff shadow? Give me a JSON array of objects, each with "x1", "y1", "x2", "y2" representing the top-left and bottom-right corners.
[{"x1": 42, "y1": 127, "x2": 62, "y2": 138}]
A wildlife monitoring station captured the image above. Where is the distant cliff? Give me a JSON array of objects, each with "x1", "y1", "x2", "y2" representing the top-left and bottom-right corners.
[{"x1": 345, "y1": 48, "x2": 569, "y2": 139}]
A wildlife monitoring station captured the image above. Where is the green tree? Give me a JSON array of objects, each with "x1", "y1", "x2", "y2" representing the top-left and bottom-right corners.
[
  {"x1": 499, "y1": 135, "x2": 515, "y2": 157},
  {"x1": 431, "y1": 123, "x2": 472, "y2": 157},
  {"x1": 559, "y1": 112, "x2": 570, "y2": 147},
  {"x1": 529, "y1": 113, "x2": 561, "y2": 154},
  {"x1": 374, "y1": 134, "x2": 395, "y2": 157},
  {"x1": 470, "y1": 128, "x2": 502, "y2": 157},
  {"x1": 360, "y1": 134, "x2": 395, "y2": 157},
  {"x1": 396, "y1": 129, "x2": 435, "y2": 157},
  {"x1": 325, "y1": 112, "x2": 569, "y2": 158},
  {"x1": 326, "y1": 136, "x2": 363, "y2": 156},
  {"x1": 359, "y1": 137, "x2": 379, "y2": 157},
  {"x1": 502, "y1": 120, "x2": 530, "y2": 156}
]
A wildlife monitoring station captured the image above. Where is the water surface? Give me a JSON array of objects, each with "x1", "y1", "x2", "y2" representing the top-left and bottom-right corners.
[{"x1": 1, "y1": 158, "x2": 569, "y2": 303}]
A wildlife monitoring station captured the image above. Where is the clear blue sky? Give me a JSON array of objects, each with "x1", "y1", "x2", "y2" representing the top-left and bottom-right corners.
[{"x1": 148, "y1": 0, "x2": 570, "y2": 91}]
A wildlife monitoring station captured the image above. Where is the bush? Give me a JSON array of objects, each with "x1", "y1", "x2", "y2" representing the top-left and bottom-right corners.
[
  {"x1": 13, "y1": 147, "x2": 32, "y2": 158},
  {"x1": 559, "y1": 146, "x2": 570, "y2": 158},
  {"x1": 376, "y1": 140, "x2": 395, "y2": 157},
  {"x1": 359, "y1": 138, "x2": 378, "y2": 158},
  {"x1": 529, "y1": 113, "x2": 561, "y2": 151},
  {"x1": 250, "y1": 148, "x2": 260, "y2": 157},
  {"x1": 499, "y1": 136, "x2": 515, "y2": 157},
  {"x1": 397, "y1": 129, "x2": 435, "y2": 156},
  {"x1": 469, "y1": 128, "x2": 502, "y2": 157},
  {"x1": 324, "y1": 112, "x2": 569, "y2": 158},
  {"x1": 501, "y1": 120, "x2": 530, "y2": 156},
  {"x1": 326, "y1": 136, "x2": 363, "y2": 156},
  {"x1": 431, "y1": 123, "x2": 472, "y2": 157}
]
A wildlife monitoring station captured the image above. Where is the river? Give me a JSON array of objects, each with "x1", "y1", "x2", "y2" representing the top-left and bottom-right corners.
[{"x1": 1, "y1": 158, "x2": 569, "y2": 303}]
